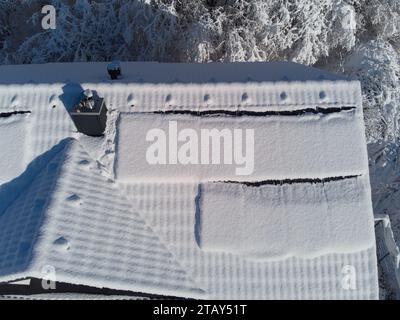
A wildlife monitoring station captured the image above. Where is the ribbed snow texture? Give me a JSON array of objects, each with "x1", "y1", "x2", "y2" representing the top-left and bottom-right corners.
[{"x1": 121, "y1": 182, "x2": 379, "y2": 299}]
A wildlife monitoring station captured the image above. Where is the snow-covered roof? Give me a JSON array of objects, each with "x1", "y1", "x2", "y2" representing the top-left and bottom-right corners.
[
  {"x1": 0, "y1": 61, "x2": 347, "y2": 85},
  {"x1": 0, "y1": 62, "x2": 378, "y2": 299}
]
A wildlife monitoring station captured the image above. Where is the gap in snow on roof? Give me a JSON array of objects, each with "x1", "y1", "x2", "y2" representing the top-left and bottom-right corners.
[
  {"x1": 0, "y1": 110, "x2": 31, "y2": 118},
  {"x1": 215, "y1": 175, "x2": 361, "y2": 186},
  {"x1": 154, "y1": 106, "x2": 356, "y2": 117}
]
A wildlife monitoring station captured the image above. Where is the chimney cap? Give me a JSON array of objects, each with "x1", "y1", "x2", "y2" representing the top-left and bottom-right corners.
[{"x1": 83, "y1": 89, "x2": 93, "y2": 99}]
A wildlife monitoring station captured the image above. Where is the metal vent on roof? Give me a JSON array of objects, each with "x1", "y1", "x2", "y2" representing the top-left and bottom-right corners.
[{"x1": 107, "y1": 61, "x2": 121, "y2": 80}]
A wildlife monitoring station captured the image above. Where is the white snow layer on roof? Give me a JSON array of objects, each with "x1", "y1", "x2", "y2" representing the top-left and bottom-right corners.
[
  {"x1": 115, "y1": 111, "x2": 367, "y2": 182},
  {"x1": 0, "y1": 62, "x2": 378, "y2": 299},
  {"x1": 0, "y1": 61, "x2": 346, "y2": 85},
  {"x1": 120, "y1": 182, "x2": 378, "y2": 299},
  {"x1": 0, "y1": 139, "x2": 202, "y2": 298},
  {"x1": 0, "y1": 114, "x2": 31, "y2": 184},
  {"x1": 199, "y1": 178, "x2": 375, "y2": 259}
]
